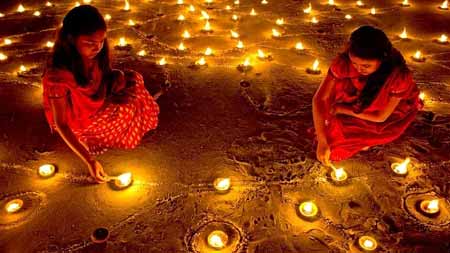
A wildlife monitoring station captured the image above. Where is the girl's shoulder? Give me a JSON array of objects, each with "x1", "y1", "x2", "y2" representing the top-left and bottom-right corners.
[
  {"x1": 387, "y1": 67, "x2": 415, "y2": 98},
  {"x1": 329, "y1": 53, "x2": 359, "y2": 79}
]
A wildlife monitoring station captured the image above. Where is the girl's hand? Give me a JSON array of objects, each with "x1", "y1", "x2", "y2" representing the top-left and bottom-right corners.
[
  {"x1": 87, "y1": 160, "x2": 108, "y2": 183},
  {"x1": 316, "y1": 140, "x2": 331, "y2": 166}
]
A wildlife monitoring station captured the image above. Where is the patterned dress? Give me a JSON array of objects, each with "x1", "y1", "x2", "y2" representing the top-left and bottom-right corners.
[
  {"x1": 323, "y1": 54, "x2": 422, "y2": 161},
  {"x1": 42, "y1": 65, "x2": 159, "y2": 155}
]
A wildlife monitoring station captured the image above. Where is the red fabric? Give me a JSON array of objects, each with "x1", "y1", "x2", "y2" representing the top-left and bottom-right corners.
[
  {"x1": 324, "y1": 55, "x2": 422, "y2": 161},
  {"x1": 42, "y1": 67, "x2": 159, "y2": 155}
]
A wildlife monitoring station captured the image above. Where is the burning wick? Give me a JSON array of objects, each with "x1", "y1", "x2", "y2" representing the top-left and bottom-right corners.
[
  {"x1": 236, "y1": 40, "x2": 244, "y2": 49},
  {"x1": 207, "y1": 230, "x2": 228, "y2": 250},
  {"x1": 201, "y1": 20, "x2": 212, "y2": 32},
  {"x1": 128, "y1": 19, "x2": 136, "y2": 26},
  {"x1": 117, "y1": 37, "x2": 128, "y2": 47},
  {"x1": 295, "y1": 42, "x2": 304, "y2": 50},
  {"x1": 412, "y1": 50, "x2": 425, "y2": 62},
  {"x1": 401, "y1": 0, "x2": 410, "y2": 7},
  {"x1": 123, "y1": 0, "x2": 130, "y2": 11},
  {"x1": 226, "y1": 5, "x2": 232, "y2": 10},
  {"x1": 330, "y1": 165, "x2": 348, "y2": 182},
  {"x1": 17, "y1": 4, "x2": 25, "y2": 13},
  {"x1": 201, "y1": 11, "x2": 210, "y2": 20},
  {"x1": 213, "y1": 177, "x2": 231, "y2": 192},
  {"x1": 261, "y1": 0, "x2": 268, "y2": 4},
  {"x1": 303, "y1": 3, "x2": 312, "y2": 14},
  {"x1": 250, "y1": 8, "x2": 257, "y2": 16},
  {"x1": 46, "y1": 1, "x2": 53, "y2": 7},
  {"x1": 5, "y1": 199, "x2": 24, "y2": 213},
  {"x1": 188, "y1": 5, "x2": 195, "y2": 12},
  {"x1": 178, "y1": 42, "x2": 186, "y2": 51},
  {"x1": 182, "y1": 30, "x2": 191, "y2": 38},
  {"x1": 177, "y1": 14, "x2": 185, "y2": 21},
  {"x1": 437, "y1": 34, "x2": 448, "y2": 44},
  {"x1": 204, "y1": 47, "x2": 213, "y2": 56},
  {"x1": 276, "y1": 18, "x2": 284, "y2": 25},
  {"x1": 234, "y1": 0, "x2": 240, "y2": 5},
  {"x1": 391, "y1": 157, "x2": 410, "y2": 175},
  {"x1": 356, "y1": 0, "x2": 364, "y2": 7},
  {"x1": 17, "y1": 65, "x2": 28, "y2": 75},
  {"x1": 311, "y1": 17, "x2": 318, "y2": 23},
  {"x1": 195, "y1": 57, "x2": 207, "y2": 66},
  {"x1": 370, "y1": 7, "x2": 376, "y2": 15},
  {"x1": 158, "y1": 58, "x2": 167, "y2": 66},
  {"x1": 306, "y1": 59, "x2": 321, "y2": 74},
  {"x1": 345, "y1": 14, "x2": 352, "y2": 20},
  {"x1": 358, "y1": 236, "x2": 378, "y2": 251},
  {"x1": 419, "y1": 199, "x2": 440, "y2": 214},
  {"x1": 399, "y1": 27, "x2": 408, "y2": 40},
  {"x1": 237, "y1": 57, "x2": 252, "y2": 72},
  {"x1": 439, "y1": 0, "x2": 448, "y2": 10},
  {"x1": 205, "y1": 0, "x2": 213, "y2": 4},
  {"x1": 230, "y1": 30, "x2": 239, "y2": 39},
  {"x1": 0, "y1": 13, "x2": 5, "y2": 18},
  {"x1": 38, "y1": 164, "x2": 56, "y2": 178},
  {"x1": 114, "y1": 172, "x2": 133, "y2": 188},
  {"x1": 137, "y1": 50, "x2": 146, "y2": 56},
  {"x1": 0, "y1": 53, "x2": 7, "y2": 61},
  {"x1": 33, "y1": 11, "x2": 41, "y2": 17},
  {"x1": 298, "y1": 201, "x2": 319, "y2": 217},
  {"x1": 272, "y1": 28, "x2": 281, "y2": 38},
  {"x1": 257, "y1": 49, "x2": 270, "y2": 60},
  {"x1": 104, "y1": 14, "x2": 112, "y2": 21}
]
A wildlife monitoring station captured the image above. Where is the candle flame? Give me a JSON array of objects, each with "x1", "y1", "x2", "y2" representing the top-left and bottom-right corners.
[
  {"x1": 438, "y1": 34, "x2": 448, "y2": 43},
  {"x1": 177, "y1": 14, "x2": 185, "y2": 21},
  {"x1": 17, "y1": 4, "x2": 25, "y2": 13},
  {"x1": 393, "y1": 157, "x2": 410, "y2": 174},
  {"x1": 303, "y1": 3, "x2": 312, "y2": 13},
  {"x1": 116, "y1": 172, "x2": 132, "y2": 187},
  {"x1": 204, "y1": 47, "x2": 213, "y2": 55},
  {"x1": 123, "y1": 0, "x2": 130, "y2": 11},
  {"x1": 118, "y1": 37, "x2": 127, "y2": 47},
  {"x1": 414, "y1": 50, "x2": 422, "y2": 59},
  {"x1": 258, "y1": 49, "x2": 266, "y2": 58},
  {"x1": 158, "y1": 58, "x2": 167, "y2": 65},
  {"x1": 230, "y1": 30, "x2": 239, "y2": 38},
  {"x1": 243, "y1": 57, "x2": 250, "y2": 66},
  {"x1": 195, "y1": 57, "x2": 206, "y2": 65},
  {"x1": 0, "y1": 53, "x2": 7, "y2": 61},
  {"x1": 33, "y1": 11, "x2": 41, "y2": 17},
  {"x1": 182, "y1": 30, "x2": 191, "y2": 38},
  {"x1": 19, "y1": 65, "x2": 27, "y2": 73},
  {"x1": 250, "y1": 8, "x2": 257, "y2": 16},
  {"x1": 104, "y1": 14, "x2": 112, "y2": 21},
  {"x1": 46, "y1": 1, "x2": 53, "y2": 7},
  {"x1": 345, "y1": 14, "x2": 352, "y2": 19},
  {"x1": 188, "y1": 5, "x2": 195, "y2": 12},
  {"x1": 370, "y1": 7, "x2": 376, "y2": 15},
  {"x1": 5, "y1": 199, "x2": 23, "y2": 213},
  {"x1": 272, "y1": 28, "x2": 281, "y2": 37},
  {"x1": 203, "y1": 20, "x2": 212, "y2": 31},
  {"x1": 440, "y1": 0, "x2": 448, "y2": 9},
  {"x1": 427, "y1": 199, "x2": 439, "y2": 211},
  {"x1": 295, "y1": 42, "x2": 304, "y2": 50},
  {"x1": 128, "y1": 19, "x2": 136, "y2": 26},
  {"x1": 178, "y1": 42, "x2": 186, "y2": 50},
  {"x1": 419, "y1": 91, "x2": 425, "y2": 101},
  {"x1": 45, "y1": 41, "x2": 54, "y2": 48},
  {"x1": 356, "y1": 0, "x2": 364, "y2": 6},
  {"x1": 4, "y1": 39, "x2": 12, "y2": 45},
  {"x1": 276, "y1": 18, "x2": 284, "y2": 25},
  {"x1": 201, "y1": 10, "x2": 210, "y2": 20},
  {"x1": 311, "y1": 16, "x2": 318, "y2": 23},
  {"x1": 237, "y1": 40, "x2": 244, "y2": 49},
  {"x1": 312, "y1": 59, "x2": 319, "y2": 70},
  {"x1": 137, "y1": 50, "x2": 146, "y2": 56},
  {"x1": 399, "y1": 27, "x2": 408, "y2": 39}
]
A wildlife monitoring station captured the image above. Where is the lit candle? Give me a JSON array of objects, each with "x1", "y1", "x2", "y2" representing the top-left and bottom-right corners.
[
  {"x1": 17, "y1": 65, "x2": 28, "y2": 75},
  {"x1": 38, "y1": 164, "x2": 56, "y2": 178},
  {"x1": 356, "y1": 0, "x2": 364, "y2": 7},
  {"x1": 201, "y1": 10, "x2": 210, "y2": 20},
  {"x1": 272, "y1": 28, "x2": 281, "y2": 38},
  {"x1": 205, "y1": 0, "x2": 213, "y2": 4},
  {"x1": 4, "y1": 38, "x2": 12, "y2": 45},
  {"x1": 177, "y1": 0, "x2": 183, "y2": 5},
  {"x1": 295, "y1": 42, "x2": 304, "y2": 50},
  {"x1": 358, "y1": 236, "x2": 378, "y2": 251},
  {"x1": 303, "y1": 3, "x2": 312, "y2": 13},
  {"x1": 114, "y1": 172, "x2": 133, "y2": 188},
  {"x1": 188, "y1": 5, "x2": 195, "y2": 12},
  {"x1": 345, "y1": 14, "x2": 352, "y2": 20},
  {"x1": 331, "y1": 167, "x2": 348, "y2": 181},
  {"x1": 250, "y1": 8, "x2": 257, "y2": 16},
  {"x1": 306, "y1": 59, "x2": 321, "y2": 74},
  {"x1": 328, "y1": 0, "x2": 336, "y2": 6},
  {"x1": 232, "y1": 14, "x2": 239, "y2": 21},
  {"x1": 123, "y1": 0, "x2": 130, "y2": 11},
  {"x1": 137, "y1": 50, "x2": 146, "y2": 56},
  {"x1": 311, "y1": 16, "x2": 318, "y2": 23},
  {"x1": 17, "y1": 4, "x2": 25, "y2": 13},
  {"x1": 201, "y1": 20, "x2": 212, "y2": 32},
  {"x1": 195, "y1": 57, "x2": 207, "y2": 65},
  {"x1": 128, "y1": 19, "x2": 136, "y2": 26},
  {"x1": 437, "y1": 34, "x2": 448, "y2": 44},
  {"x1": 257, "y1": 49, "x2": 267, "y2": 59},
  {"x1": 234, "y1": 0, "x2": 240, "y2": 5},
  {"x1": 33, "y1": 11, "x2": 41, "y2": 17},
  {"x1": 370, "y1": 7, "x2": 376, "y2": 15},
  {"x1": 204, "y1": 47, "x2": 213, "y2": 56},
  {"x1": 5, "y1": 199, "x2": 23, "y2": 213},
  {"x1": 0, "y1": 53, "x2": 7, "y2": 61},
  {"x1": 298, "y1": 201, "x2": 319, "y2": 217},
  {"x1": 261, "y1": 0, "x2": 268, "y2": 4},
  {"x1": 213, "y1": 177, "x2": 230, "y2": 192},
  {"x1": 276, "y1": 18, "x2": 284, "y2": 25},
  {"x1": 207, "y1": 230, "x2": 228, "y2": 250},
  {"x1": 419, "y1": 91, "x2": 425, "y2": 101},
  {"x1": 439, "y1": 0, "x2": 448, "y2": 10},
  {"x1": 178, "y1": 42, "x2": 186, "y2": 51},
  {"x1": 412, "y1": 50, "x2": 425, "y2": 62},
  {"x1": 104, "y1": 14, "x2": 112, "y2": 21},
  {"x1": 177, "y1": 14, "x2": 185, "y2": 21},
  {"x1": 399, "y1": 27, "x2": 408, "y2": 39},
  {"x1": 117, "y1": 37, "x2": 128, "y2": 47},
  {"x1": 0, "y1": 13, "x2": 5, "y2": 18},
  {"x1": 236, "y1": 40, "x2": 244, "y2": 49},
  {"x1": 420, "y1": 199, "x2": 440, "y2": 214},
  {"x1": 158, "y1": 58, "x2": 167, "y2": 66},
  {"x1": 46, "y1": 1, "x2": 53, "y2": 7},
  {"x1": 401, "y1": 0, "x2": 410, "y2": 7},
  {"x1": 391, "y1": 157, "x2": 410, "y2": 175},
  {"x1": 226, "y1": 5, "x2": 232, "y2": 10},
  {"x1": 182, "y1": 30, "x2": 191, "y2": 38},
  {"x1": 230, "y1": 30, "x2": 239, "y2": 38}
]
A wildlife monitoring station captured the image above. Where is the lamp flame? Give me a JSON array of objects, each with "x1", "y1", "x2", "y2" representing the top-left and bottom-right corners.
[
  {"x1": 295, "y1": 42, "x2": 304, "y2": 50},
  {"x1": 5, "y1": 199, "x2": 23, "y2": 213},
  {"x1": 303, "y1": 3, "x2": 312, "y2": 13},
  {"x1": 438, "y1": 34, "x2": 448, "y2": 43},
  {"x1": 115, "y1": 172, "x2": 132, "y2": 187},
  {"x1": 236, "y1": 40, "x2": 244, "y2": 49},
  {"x1": 195, "y1": 57, "x2": 206, "y2": 65},
  {"x1": 0, "y1": 53, "x2": 7, "y2": 61},
  {"x1": 440, "y1": 0, "x2": 448, "y2": 9},
  {"x1": 392, "y1": 157, "x2": 410, "y2": 175},
  {"x1": 118, "y1": 37, "x2": 127, "y2": 47},
  {"x1": 230, "y1": 30, "x2": 239, "y2": 38},
  {"x1": 178, "y1": 42, "x2": 186, "y2": 50},
  {"x1": 182, "y1": 30, "x2": 191, "y2": 38},
  {"x1": 17, "y1": 4, "x2": 25, "y2": 13},
  {"x1": 250, "y1": 8, "x2": 257, "y2": 16},
  {"x1": 204, "y1": 47, "x2": 213, "y2": 56},
  {"x1": 399, "y1": 27, "x2": 408, "y2": 39},
  {"x1": 272, "y1": 28, "x2": 281, "y2": 37},
  {"x1": 158, "y1": 58, "x2": 167, "y2": 65},
  {"x1": 276, "y1": 18, "x2": 284, "y2": 25},
  {"x1": 123, "y1": 0, "x2": 130, "y2": 11},
  {"x1": 356, "y1": 1, "x2": 364, "y2": 6},
  {"x1": 370, "y1": 7, "x2": 376, "y2": 15}
]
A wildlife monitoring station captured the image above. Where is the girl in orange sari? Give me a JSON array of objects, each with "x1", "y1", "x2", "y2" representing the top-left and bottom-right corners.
[
  {"x1": 42, "y1": 5, "x2": 161, "y2": 182},
  {"x1": 312, "y1": 26, "x2": 422, "y2": 165}
]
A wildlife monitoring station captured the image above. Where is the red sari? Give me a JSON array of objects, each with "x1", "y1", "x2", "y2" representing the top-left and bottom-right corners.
[
  {"x1": 324, "y1": 55, "x2": 422, "y2": 161},
  {"x1": 42, "y1": 65, "x2": 159, "y2": 155}
]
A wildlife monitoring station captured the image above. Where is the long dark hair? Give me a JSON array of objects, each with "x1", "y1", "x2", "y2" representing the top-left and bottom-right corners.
[
  {"x1": 344, "y1": 25, "x2": 408, "y2": 111},
  {"x1": 48, "y1": 5, "x2": 112, "y2": 87}
]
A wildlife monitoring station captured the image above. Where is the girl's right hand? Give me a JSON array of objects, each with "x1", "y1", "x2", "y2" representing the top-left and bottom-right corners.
[
  {"x1": 316, "y1": 140, "x2": 331, "y2": 166},
  {"x1": 87, "y1": 160, "x2": 108, "y2": 183}
]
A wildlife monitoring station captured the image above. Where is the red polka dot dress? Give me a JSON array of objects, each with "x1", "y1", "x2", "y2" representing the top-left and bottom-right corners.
[{"x1": 43, "y1": 67, "x2": 159, "y2": 155}]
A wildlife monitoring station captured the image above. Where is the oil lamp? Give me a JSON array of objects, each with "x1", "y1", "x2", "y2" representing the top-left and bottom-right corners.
[
  {"x1": 272, "y1": 28, "x2": 281, "y2": 38},
  {"x1": 158, "y1": 58, "x2": 167, "y2": 66},
  {"x1": 237, "y1": 57, "x2": 252, "y2": 72},
  {"x1": 5, "y1": 199, "x2": 23, "y2": 213},
  {"x1": 370, "y1": 7, "x2": 376, "y2": 15},
  {"x1": 436, "y1": 34, "x2": 448, "y2": 44},
  {"x1": 250, "y1": 8, "x2": 257, "y2": 16},
  {"x1": 207, "y1": 230, "x2": 228, "y2": 250},
  {"x1": 236, "y1": 40, "x2": 244, "y2": 49},
  {"x1": 261, "y1": 0, "x2": 268, "y2": 4},
  {"x1": 345, "y1": 14, "x2": 352, "y2": 20},
  {"x1": 177, "y1": 14, "x2": 185, "y2": 21},
  {"x1": 419, "y1": 199, "x2": 440, "y2": 215},
  {"x1": 356, "y1": 0, "x2": 364, "y2": 7},
  {"x1": 439, "y1": 0, "x2": 448, "y2": 10},
  {"x1": 330, "y1": 167, "x2": 348, "y2": 182},
  {"x1": 391, "y1": 157, "x2": 410, "y2": 175},
  {"x1": 298, "y1": 201, "x2": 318, "y2": 218},
  {"x1": 123, "y1": 0, "x2": 130, "y2": 11},
  {"x1": 33, "y1": 11, "x2": 41, "y2": 17},
  {"x1": 0, "y1": 53, "x2": 7, "y2": 61},
  {"x1": 38, "y1": 164, "x2": 56, "y2": 178},
  {"x1": 257, "y1": 49, "x2": 272, "y2": 60},
  {"x1": 201, "y1": 20, "x2": 212, "y2": 32},
  {"x1": 4, "y1": 38, "x2": 12, "y2": 45},
  {"x1": 195, "y1": 57, "x2": 207, "y2": 66},
  {"x1": 358, "y1": 236, "x2": 377, "y2": 251},
  {"x1": 17, "y1": 65, "x2": 28, "y2": 75},
  {"x1": 204, "y1": 47, "x2": 213, "y2": 56},
  {"x1": 306, "y1": 59, "x2": 321, "y2": 74},
  {"x1": 213, "y1": 177, "x2": 231, "y2": 192},
  {"x1": 401, "y1": 0, "x2": 410, "y2": 7},
  {"x1": 303, "y1": 3, "x2": 312, "y2": 14},
  {"x1": 104, "y1": 14, "x2": 111, "y2": 21},
  {"x1": 230, "y1": 30, "x2": 239, "y2": 39},
  {"x1": 182, "y1": 30, "x2": 191, "y2": 38},
  {"x1": 17, "y1": 4, "x2": 25, "y2": 13},
  {"x1": 411, "y1": 50, "x2": 425, "y2": 62},
  {"x1": 117, "y1": 37, "x2": 129, "y2": 47},
  {"x1": 178, "y1": 42, "x2": 186, "y2": 51},
  {"x1": 137, "y1": 50, "x2": 146, "y2": 56},
  {"x1": 276, "y1": 18, "x2": 284, "y2": 25},
  {"x1": 114, "y1": 172, "x2": 133, "y2": 188},
  {"x1": 310, "y1": 17, "x2": 318, "y2": 23},
  {"x1": 399, "y1": 27, "x2": 408, "y2": 40},
  {"x1": 295, "y1": 42, "x2": 304, "y2": 50}
]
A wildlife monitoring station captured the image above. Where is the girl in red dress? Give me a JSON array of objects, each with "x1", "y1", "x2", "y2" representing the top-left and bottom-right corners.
[
  {"x1": 42, "y1": 5, "x2": 161, "y2": 183},
  {"x1": 312, "y1": 26, "x2": 422, "y2": 165}
]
